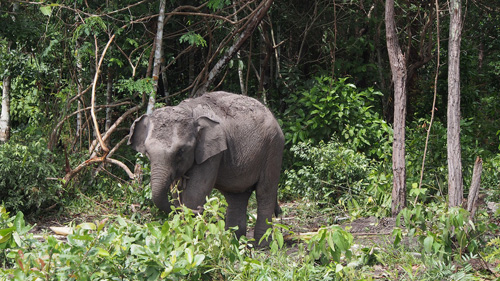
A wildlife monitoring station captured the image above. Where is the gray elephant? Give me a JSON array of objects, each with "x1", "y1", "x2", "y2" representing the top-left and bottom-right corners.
[{"x1": 128, "y1": 91, "x2": 284, "y2": 244}]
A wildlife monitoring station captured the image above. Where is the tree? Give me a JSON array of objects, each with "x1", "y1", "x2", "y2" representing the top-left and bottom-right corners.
[
  {"x1": 0, "y1": 74, "x2": 10, "y2": 142},
  {"x1": 447, "y1": 0, "x2": 464, "y2": 207},
  {"x1": 147, "y1": 0, "x2": 166, "y2": 114},
  {"x1": 385, "y1": 0, "x2": 407, "y2": 216}
]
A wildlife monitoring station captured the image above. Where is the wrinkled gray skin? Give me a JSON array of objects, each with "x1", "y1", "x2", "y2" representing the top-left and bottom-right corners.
[{"x1": 128, "y1": 91, "x2": 284, "y2": 244}]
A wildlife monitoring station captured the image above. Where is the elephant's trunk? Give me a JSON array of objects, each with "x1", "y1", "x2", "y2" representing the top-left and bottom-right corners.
[{"x1": 150, "y1": 165, "x2": 173, "y2": 213}]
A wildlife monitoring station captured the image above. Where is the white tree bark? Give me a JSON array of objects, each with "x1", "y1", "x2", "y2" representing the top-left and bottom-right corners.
[
  {"x1": 447, "y1": 0, "x2": 464, "y2": 207},
  {"x1": 147, "y1": 0, "x2": 166, "y2": 114},
  {"x1": 0, "y1": 4, "x2": 16, "y2": 143},
  {"x1": 385, "y1": 0, "x2": 407, "y2": 216},
  {"x1": 0, "y1": 75, "x2": 11, "y2": 143}
]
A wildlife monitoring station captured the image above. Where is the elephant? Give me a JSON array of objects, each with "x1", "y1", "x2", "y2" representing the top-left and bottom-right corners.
[{"x1": 128, "y1": 91, "x2": 284, "y2": 244}]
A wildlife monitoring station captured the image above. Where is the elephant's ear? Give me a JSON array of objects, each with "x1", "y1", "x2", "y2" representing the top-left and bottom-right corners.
[
  {"x1": 195, "y1": 116, "x2": 227, "y2": 164},
  {"x1": 128, "y1": 114, "x2": 150, "y2": 154}
]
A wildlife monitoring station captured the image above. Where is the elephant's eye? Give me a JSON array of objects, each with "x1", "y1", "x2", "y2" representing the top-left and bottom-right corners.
[{"x1": 176, "y1": 147, "x2": 185, "y2": 158}]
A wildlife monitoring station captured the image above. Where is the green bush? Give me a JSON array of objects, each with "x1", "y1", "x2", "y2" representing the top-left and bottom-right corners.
[
  {"x1": 282, "y1": 139, "x2": 392, "y2": 217},
  {"x1": 281, "y1": 76, "x2": 392, "y2": 159},
  {"x1": 393, "y1": 203, "x2": 489, "y2": 264},
  {"x1": 0, "y1": 139, "x2": 61, "y2": 214}
]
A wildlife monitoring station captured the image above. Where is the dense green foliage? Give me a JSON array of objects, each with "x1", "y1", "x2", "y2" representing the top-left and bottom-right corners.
[
  {"x1": 0, "y1": 138, "x2": 61, "y2": 214},
  {"x1": 282, "y1": 76, "x2": 392, "y2": 159},
  {"x1": 284, "y1": 140, "x2": 372, "y2": 202},
  {"x1": 1, "y1": 201, "x2": 360, "y2": 281}
]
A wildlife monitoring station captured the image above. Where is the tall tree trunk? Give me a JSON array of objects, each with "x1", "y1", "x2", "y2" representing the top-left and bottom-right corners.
[
  {"x1": 258, "y1": 20, "x2": 271, "y2": 103},
  {"x1": 1, "y1": 4, "x2": 17, "y2": 143},
  {"x1": 385, "y1": 0, "x2": 407, "y2": 216},
  {"x1": 147, "y1": 0, "x2": 166, "y2": 114},
  {"x1": 447, "y1": 0, "x2": 464, "y2": 207},
  {"x1": 161, "y1": 54, "x2": 170, "y2": 104},
  {"x1": 233, "y1": 1, "x2": 246, "y2": 95},
  {"x1": 0, "y1": 75, "x2": 11, "y2": 143}
]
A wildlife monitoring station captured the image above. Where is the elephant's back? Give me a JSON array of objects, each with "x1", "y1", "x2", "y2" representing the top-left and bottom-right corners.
[{"x1": 199, "y1": 91, "x2": 270, "y2": 118}]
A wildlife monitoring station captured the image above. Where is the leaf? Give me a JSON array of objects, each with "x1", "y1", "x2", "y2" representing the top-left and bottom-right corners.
[
  {"x1": 12, "y1": 232, "x2": 22, "y2": 247},
  {"x1": 335, "y1": 263, "x2": 344, "y2": 273},
  {"x1": 130, "y1": 244, "x2": 146, "y2": 256},
  {"x1": 392, "y1": 228, "x2": 402, "y2": 247},
  {"x1": 0, "y1": 227, "x2": 15, "y2": 237},
  {"x1": 0, "y1": 232, "x2": 12, "y2": 244},
  {"x1": 96, "y1": 247, "x2": 110, "y2": 257},
  {"x1": 332, "y1": 230, "x2": 350, "y2": 252},
  {"x1": 193, "y1": 254, "x2": 205, "y2": 267},
  {"x1": 275, "y1": 230, "x2": 284, "y2": 249},
  {"x1": 40, "y1": 6, "x2": 52, "y2": 16},
  {"x1": 77, "y1": 223, "x2": 96, "y2": 230},
  {"x1": 424, "y1": 235, "x2": 434, "y2": 253},
  {"x1": 68, "y1": 234, "x2": 92, "y2": 247},
  {"x1": 185, "y1": 247, "x2": 193, "y2": 264},
  {"x1": 14, "y1": 212, "x2": 25, "y2": 232}
]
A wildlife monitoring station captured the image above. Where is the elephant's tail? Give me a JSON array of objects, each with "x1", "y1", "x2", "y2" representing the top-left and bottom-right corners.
[{"x1": 274, "y1": 201, "x2": 282, "y2": 217}]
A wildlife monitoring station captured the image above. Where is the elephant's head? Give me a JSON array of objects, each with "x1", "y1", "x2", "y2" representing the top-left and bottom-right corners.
[{"x1": 128, "y1": 105, "x2": 227, "y2": 213}]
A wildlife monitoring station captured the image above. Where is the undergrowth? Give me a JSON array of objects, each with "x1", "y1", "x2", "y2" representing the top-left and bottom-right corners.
[{"x1": 1, "y1": 199, "x2": 361, "y2": 281}]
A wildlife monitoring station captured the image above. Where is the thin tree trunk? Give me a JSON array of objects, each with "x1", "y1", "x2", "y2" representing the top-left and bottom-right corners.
[
  {"x1": 447, "y1": 0, "x2": 464, "y2": 207},
  {"x1": 233, "y1": 2, "x2": 246, "y2": 95},
  {"x1": 105, "y1": 71, "x2": 113, "y2": 132},
  {"x1": 258, "y1": 20, "x2": 271, "y2": 102},
  {"x1": 1, "y1": 5, "x2": 16, "y2": 143},
  {"x1": 467, "y1": 157, "x2": 482, "y2": 219},
  {"x1": 0, "y1": 75, "x2": 11, "y2": 143},
  {"x1": 189, "y1": 51, "x2": 195, "y2": 86},
  {"x1": 74, "y1": 10, "x2": 84, "y2": 148},
  {"x1": 385, "y1": 0, "x2": 407, "y2": 216},
  {"x1": 147, "y1": 0, "x2": 166, "y2": 114},
  {"x1": 161, "y1": 57, "x2": 170, "y2": 104}
]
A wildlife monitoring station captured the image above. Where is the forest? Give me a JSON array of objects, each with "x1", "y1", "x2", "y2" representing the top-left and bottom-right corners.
[{"x1": 1, "y1": 0, "x2": 500, "y2": 279}]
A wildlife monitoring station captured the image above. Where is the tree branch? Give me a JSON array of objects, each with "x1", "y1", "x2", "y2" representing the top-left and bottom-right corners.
[{"x1": 91, "y1": 34, "x2": 115, "y2": 154}]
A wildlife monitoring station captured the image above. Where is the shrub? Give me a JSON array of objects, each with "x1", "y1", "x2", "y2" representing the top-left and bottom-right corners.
[
  {"x1": 281, "y1": 76, "x2": 392, "y2": 160},
  {"x1": 393, "y1": 203, "x2": 489, "y2": 264},
  {"x1": 284, "y1": 140, "x2": 367, "y2": 202},
  {"x1": 0, "y1": 139, "x2": 61, "y2": 214},
  {"x1": 282, "y1": 139, "x2": 392, "y2": 217}
]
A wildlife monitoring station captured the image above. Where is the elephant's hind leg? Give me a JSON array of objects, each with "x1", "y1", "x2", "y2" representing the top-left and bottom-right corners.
[
  {"x1": 222, "y1": 189, "x2": 253, "y2": 239},
  {"x1": 254, "y1": 139, "x2": 283, "y2": 246}
]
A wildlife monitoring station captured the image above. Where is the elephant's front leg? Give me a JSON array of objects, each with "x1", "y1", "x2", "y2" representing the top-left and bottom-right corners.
[
  {"x1": 180, "y1": 154, "x2": 222, "y2": 212},
  {"x1": 222, "y1": 190, "x2": 253, "y2": 238}
]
